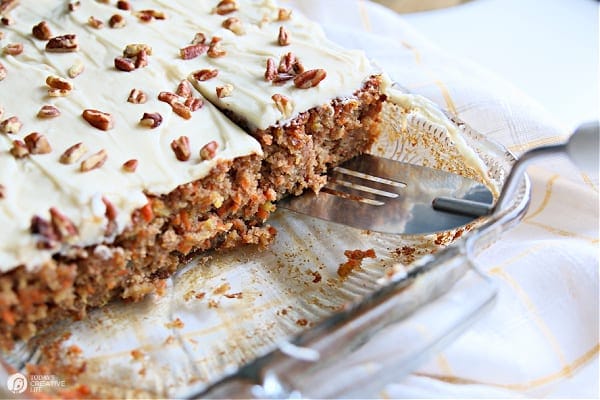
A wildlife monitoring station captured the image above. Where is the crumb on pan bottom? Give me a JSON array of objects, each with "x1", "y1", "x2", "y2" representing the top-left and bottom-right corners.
[{"x1": 0, "y1": 76, "x2": 386, "y2": 350}]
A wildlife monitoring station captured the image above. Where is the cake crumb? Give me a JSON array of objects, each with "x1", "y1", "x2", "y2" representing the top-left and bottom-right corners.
[
  {"x1": 165, "y1": 318, "x2": 184, "y2": 329},
  {"x1": 130, "y1": 349, "x2": 144, "y2": 360},
  {"x1": 337, "y1": 248, "x2": 376, "y2": 278}
]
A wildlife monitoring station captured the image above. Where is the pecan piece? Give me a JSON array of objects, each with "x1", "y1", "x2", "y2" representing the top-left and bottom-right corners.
[
  {"x1": 216, "y1": 84, "x2": 233, "y2": 98},
  {"x1": 294, "y1": 69, "x2": 327, "y2": 89},
  {"x1": 114, "y1": 56, "x2": 135, "y2": 72},
  {"x1": 68, "y1": 61, "x2": 84, "y2": 78},
  {"x1": 0, "y1": 0, "x2": 19, "y2": 15},
  {"x1": 123, "y1": 43, "x2": 153, "y2": 57},
  {"x1": 68, "y1": 1, "x2": 81, "y2": 12},
  {"x1": 180, "y1": 43, "x2": 208, "y2": 60},
  {"x1": 128, "y1": 88, "x2": 147, "y2": 104},
  {"x1": 171, "y1": 102, "x2": 192, "y2": 119},
  {"x1": 30, "y1": 215, "x2": 58, "y2": 249},
  {"x1": 88, "y1": 16, "x2": 104, "y2": 29},
  {"x1": 80, "y1": 149, "x2": 108, "y2": 172},
  {"x1": 277, "y1": 26, "x2": 290, "y2": 46},
  {"x1": 0, "y1": 184, "x2": 5, "y2": 199},
  {"x1": 185, "y1": 97, "x2": 204, "y2": 112},
  {"x1": 24, "y1": 132, "x2": 52, "y2": 154},
  {"x1": 82, "y1": 109, "x2": 114, "y2": 131},
  {"x1": 60, "y1": 142, "x2": 87, "y2": 164},
  {"x1": 191, "y1": 32, "x2": 207, "y2": 45},
  {"x1": 134, "y1": 50, "x2": 149, "y2": 69},
  {"x1": 199, "y1": 140, "x2": 218, "y2": 161},
  {"x1": 3, "y1": 43, "x2": 23, "y2": 56},
  {"x1": 193, "y1": 68, "x2": 219, "y2": 81},
  {"x1": 272, "y1": 73, "x2": 294, "y2": 85},
  {"x1": 158, "y1": 91, "x2": 182, "y2": 105},
  {"x1": 175, "y1": 80, "x2": 192, "y2": 98},
  {"x1": 109, "y1": 14, "x2": 126, "y2": 28},
  {"x1": 46, "y1": 34, "x2": 78, "y2": 52},
  {"x1": 207, "y1": 41, "x2": 226, "y2": 58},
  {"x1": 214, "y1": 0, "x2": 238, "y2": 15},
  {"x1": 37, "y1": 105, "x2": 61, "y2": 119},
  {"x1": 10, "y1": 140, "x2": 28, "y2": 158},
  {"x1": 272, "y1": 94, "x2": 293, "y2": 118},
  {"x1": 32, "y1": 21, "x2": 53, "y2": 40},
  {"x1": 122, "y1": 159, "x2": 138, "y2": 172},
  {"x1": 171, "y1": 136, "x2": 191, "y2": 161},
  {"x1": 116, "y1": 0, "x2": 130, "y2": 10},
  {"x1": 222, "y1": 17, "x2": 244, "y2": 35},
  {"x1": 278, "y1": 52, "x2": 296, "y2": 74},
  {"x1": 0, "y1": 116, "x2": 22, "y2": 134},
  {"x1": 46, "y1": 75, "x2": 73, "y2": 91},
  {"x1": 277, "y1": 8, "x2": 292, "y2": 21},
  {"x1": 48, "y1": 88, "x2": 70, "y2": 97},
  {"x1": 139, "y1": 112, "x2": 162, "y2": 128},
  {"x1": 264, "y1": 58, "x2": 276, "y2": 81},
  {"x1": 50, "y1": 207, "x2": 78, "y2": 241}
]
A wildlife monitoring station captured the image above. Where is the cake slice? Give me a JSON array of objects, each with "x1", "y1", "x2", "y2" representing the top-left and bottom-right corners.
[{"x1": 0, "y1": 0, "x2": 386, "y2": 348}]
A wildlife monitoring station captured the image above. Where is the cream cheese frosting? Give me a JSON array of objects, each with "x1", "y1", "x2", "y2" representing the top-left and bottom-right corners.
[{"x1": 0, "y1": 0, "x2": 379, "y2": 271}]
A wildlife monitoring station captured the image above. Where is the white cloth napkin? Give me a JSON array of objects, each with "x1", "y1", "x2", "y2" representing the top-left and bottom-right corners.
[{"x1": 285, "y1": 0, "x2": 599, "y2": 397}]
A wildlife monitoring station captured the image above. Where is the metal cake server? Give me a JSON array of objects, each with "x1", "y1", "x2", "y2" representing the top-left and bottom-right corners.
[{"x1": 279, "y1": 121, "x2": 599, "y2": 235}]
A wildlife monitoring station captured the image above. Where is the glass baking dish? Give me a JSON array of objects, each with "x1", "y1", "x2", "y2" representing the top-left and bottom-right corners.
[{"x1": 0, "y1": 103, "x2": 530, "y2": 399}]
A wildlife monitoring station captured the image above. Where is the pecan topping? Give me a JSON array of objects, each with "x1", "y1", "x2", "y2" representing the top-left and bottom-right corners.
[
  {"x1": 80, "y1": 149, "x2": 108, "y2": 172},
  {"x1": 1, "y1": 16, "x2": 13, "y2": 26},
  {"x1": 222, "y1": 17, "x2": 244, "y2": 35},
  {"x1": 272, "y1": 94, "x2": 293, "y2": 118},
  {"x1": 171, "y1": 101, "x2": 192, "y2": 119},
  {"x1": 124, "y1": 43, "x2": 153, "y2": 57},
  {"x1": 116, "y1": 0, "x2": 130, "y2": 10},
  {"x1": 46, "y1": 75, "x2": 73, "y2": 91},
  {"x1": 191, "y1": 32, "x2": 207, "y2": 45},
  {"x1": 294, "y1": 69, "x2": 327, "y2": 89},
  {"x1": 68, "y1": 1, "x2": 81, "y2": 12},
  {"x1": 10, "y1": 140, "x2": 28, "y2": 158},
  {"x1": 139, "y1": 112, "x2": 163, "y2": 128},
  {"x1": 46, "y1": 34, "x2": 78, "y2": 53},
  {"x1": 37, "y1": 104, "x2": 61, "y2": 119},
  {"x1": 175, "y1": 80, "x2": 192, "y2": 98},
  {"x1": 102, "y1": 196, "x2": 117, "y2": 221},
  {"x1": 193, "y1": 68, "x2": 219, "y2": 81},
  {"x1": 264, "y1": 58, "x2": 276, "y2": 81},
  {"x1": 171, "y1": 136, "x2": 191, "y2": 161},
  {"x1": 68, "y1": 61, "x2": 84, "y2": 78},
  {"x1": 278, "y1": 52, "x2": 297, "y2": 74},
  {"x1": 278, "y1": 26, "x2": 290, "y2": 46},
  {"x1": 185, "y1": 97, "x2": 204, "y2": 112},
  {"x1": 216, "y1": 84, "x2": 233, "y2": 98},
  {"x1": 30, "y1": 215, "x2": 58, "y2": 249},
  {"x1": 88, "y1": 16, "x2": 104, "y2": 29},
  {"x1": 128, "y1": 88, "x2": 147, "y2": 104},
  {"x1": 3, "y1": 43, "x2": 23, "y2": 56},
  {"x1": 135, "y1": 9, "x2": 166, "y2": 22},
  {"x1": 214, "y1": 0, "x2": 238, "y2": 15},
  {"x1": 180, "y1": 43, "x2": 208, "y2": 60},
  {"x1": 0, "y1": 0, "x2": 18, "y2": 15},
  {"x1": 122, "y1": 159, "x2": 138, "y2": 172},
  {"x1": 158, "y1": 91, "x2": 182, "y2": 105},
  {"x1": 272, "y1": 73, "x2": 294, "y2": 85},
  {"x1": 32, "y1": 21, "x2": 53, "y2": 40},
  {"x1": 134, "y1": 49, "x2": 149, "y2": 68},
  {"x1": 207, "y1": 40, "x2": 226, "y2": 58},
  {"x1": 277, "y1": 8, "x2": 292, "y2": 21},
  {"x1": 0, "y1": 184, "x2": 5, "y2": 199},
  {"x1": 60, "y1": 142, "x2": 87, "y2": 164},
  {"x1": 0, "y1": 62, "x2": 6, "y2": 81},
  {"x1": 199, "y1": 140, "x2": 218, "y2": 161},
  {"x1": 47, "y1": 88, "x2": 70, "y2": 97},
  {"x1": 114, "y1": 56, "x2": 135, "y2": 72},
  {"x1": 49, "y1": 207, "x2": 78, "y2": 241},
  {"x1": 82, "y1": 109, "x2": 114, "y2": 131},
  {"x1": 24, "y1": 132, "x2": 52, "y2": 154},
  {"x1": 109, "y1": 14, "x2": 126, "y2": 28},
  {"x1": 0, "y1": 116, "x2": 22, "y2": 134}
]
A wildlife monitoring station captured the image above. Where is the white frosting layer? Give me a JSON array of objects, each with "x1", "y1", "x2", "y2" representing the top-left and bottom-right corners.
[{"x1": 0, "y1": 0, "x2": 377, "y2": 271}]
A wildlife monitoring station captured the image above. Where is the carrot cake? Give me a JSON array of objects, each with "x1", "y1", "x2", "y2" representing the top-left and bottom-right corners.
[{"x1": 0, "y1": 0, "x2": 387, "y2": 348}]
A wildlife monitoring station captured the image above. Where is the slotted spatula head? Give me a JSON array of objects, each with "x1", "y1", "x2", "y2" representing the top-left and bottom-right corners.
[{"x1": 278, "y1": 154, "x2": 493, "y2": 235}]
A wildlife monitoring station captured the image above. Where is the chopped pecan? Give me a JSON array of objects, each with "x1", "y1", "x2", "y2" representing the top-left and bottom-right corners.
[
  {"x1": 3, "y1": 43, "x2": 23, "y2": 56},
  {"x1": 1, "y1": 16, "x2": 13, "y2": 26},
  {"x1": 158, "y1": 91, "x2": 183, "y2": 105},
  {"x1": 134, "y1": 50, "x2": 149, "y2": 68},
  {"x1": 82, "y1": 109, "x2": 114, "y2": 131},
  {"x1": 24, "y1": 132, "x2": 52, "y2": 154},
  {"x1": 278, "y1": 26, "x2": 290, "y2": 46},
  {"x1": 180, "y1": 43, "x2": 208, "y2": 60},
  {"x1": 272, "y1": 72, "x2": 294, "y2": 85},
  {"x1": 294, "y1": 68, "x2": 327, "y2": 89},
  {"x1": 278, "y1": 52, "x2": 296, "y2": 74},
  {"x1": 214, "y1": 0, "x2": 238, "y2": 15},
  {"x1": 135, "y1": 9, "x2": 166, "y2": 22},
  {"x1": 171, "y1": 136, "x2": 191, "y2": 161},
  {"x1": 46, "y1": 34, "x2": 78, "y2": 52},
  {"x1": 199, "y1": 140, "x2": 218, "y2": 161},
  {"x1": 123, "y1": 43, "x2": 153, "y2": 57},
  {"x1": 68, "y1": 1, "x2": 81, "y2": 12},
  {"x1": 128, "y1": 88, "x2": 147, "y2": 104},
  {"x1": 207, "y1": 41, "x2": 226, "y2": 58},
  {"x1": 114, "y1": 56, "x2": 135, "y2": 72},
  {"x1": 139, "y1": 112, "x2": 162, "y2": 128},
  {"x1": 222, "y1": 17, "x2": 244, "y2": 35},
  {"x1": 171, "y1": 101, "x2": 192, "y2": 119},
  {"x1": 88, "y1": 16, "x2": 104, "y2": 29},
  {"x1": 32, "y1": 21, "x2": 53, "y2": 40},
  {"x1": 49, "y1": 207, "x2": 78, "y2": 241},
  {"x1": 193, "y1": 68, "x2": 219, "y2": 81},
  {"x1": 80, "y1": 149, "x2": 108, "y2": 172},
  {"x1": 60, "y1": 142, "x2": 87, "y2": 164},
  {"x1": 0, "y1": 0, "x2": 18, "y2": 15},
  {"x1": 122, "y1": 159, "x2": 138, "y2": 172},
  {"x1": 116, "y1": 0, "x2": 130, "y2": 10},
  {"x1": 102, "y1": 196, "x2": 117, "y2": 221},
  {"x1": 185, "y1": 97, "x2": 204, "y2": 112},
  {"x1": 37, "y1": 104, "x2": 61, "y2": 119},
  {"x1": 0, "y1": 116, "x2": 22, "y2": 134},
  {"x1": 272, "y1": 93, "x2": 293, "y2": 118},
  {"x1": 46, "y1": 75, "x2": 73, "y2": 91},
  {"x1": 47, "y1": 88, "x2": 70, "y2": 97},
  {"x1": 30, "y1": 215, "x2": 58, "y2": 249},
  {"x1": 264, "y1": 58, "x2": 276, "y2": 81},
  {"x1": 0, "y1": 62, "x2": 6, "y2": 81},
  {"x1": 10, "y1": 140, "x2": 28, "y2": 158},
  {"x1": 216, "y1": 84, "x2": 233, "y2": 98},
  {"x1": 277, "y1": 8, "x2": 292, "y2": 21},
  {"x1": 109, "y1": 14, "x2": 126, "y2": 28},
  {"x1": 191, "y1": 32, "x2": 207, "y2": 45},
  {"x1": 67, "y1": 61, "x2": 84, "y2": 78},
  {"x1": 0, "y1": 184, "x2": 5, "y2": 199},
  {"x1": 175, "y1": 80, "x2": 192, "y2": 98}
]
